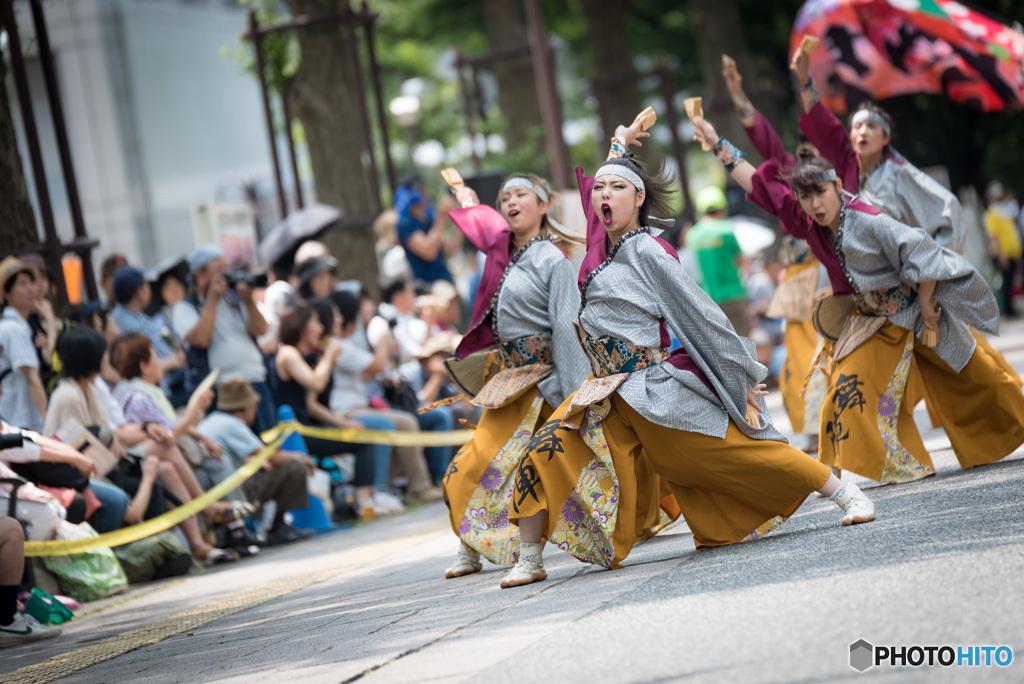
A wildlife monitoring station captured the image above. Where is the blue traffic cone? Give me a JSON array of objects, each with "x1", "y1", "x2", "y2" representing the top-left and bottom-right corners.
[{"x1": 277, "y1": 404, "x2": 309, "y2": 454}]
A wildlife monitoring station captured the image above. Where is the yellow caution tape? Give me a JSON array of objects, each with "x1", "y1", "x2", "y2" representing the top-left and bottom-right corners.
[
  {"x1": 261, "y1": 420, "x2": 474, "y2": 447},
  {"x1": 24, "y1": 432, "x2": 290, "y2": 557}
]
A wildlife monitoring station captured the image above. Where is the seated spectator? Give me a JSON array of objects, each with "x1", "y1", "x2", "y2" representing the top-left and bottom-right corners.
[
  {"x1": 394, "y1": 173, "x2": 459, "y2": 285},
  {"x1": 306, "y1": 298, "x2": 406, "y2": 515},
  {"x1": 415, "y1": 336, "x2": 476, "y2": 427},
  {"x1": 0, "y1": 257, "x2": 48, "y2": 432},
  {"x1": 366, "y1": 280, "x2": 453, "y2": 484},
  {"x1": 1, "y1": 446, "x2": 67, "y2": 542},
  {"x1": 198, "y1": 378, "x2": 313, "y2": 545},
  {"x1": 328, "y1": 291, "x2": 441, "y2": 504},
  {"x1": 112, "y1": 266, "x2": 188, "y2": 406},
  {"x1": 172, "y1": 246, "x2": 275, "y2": 434},
  {"x1": 293, "y1": 240, "x2": 331, "y2": 272},
  {"x1": 0, "y1": 518, "x2": 61, "y2": 647},
  {"x1": 147, "y1": 262, "x2": 189, "y2": 322},
  {"x1": 42, "y1": 327, "x2": 133, "y2": 534},
  {"x1": 272, "y1": 304, "x2": 377, "y2": 514},
  {"x1": 374, "y1": 209, "x2": 412, "y2": 280},
  {"x1": 98, "y1": 253, "x2": 128, "y2": 304},
  {"x1": 429, "y1": 280, "x2": 463, "y2": 334},
  {"x1": 1, "y1": 411, "x2": 97, "y2": 529},
  {"x1": 20, "y1": 253, "x2": 59, "y2": 393},
  {"x1": 296, "y1": 257, "x2": 337, "y2": 301},
  {"x1": 367, "y1": 277, "x2": 427, "y2": 364},
  {"x1": 258, "y1": 259, "x2": 295, "y2": 356},
  {"x1": 110, "y1": 332, "x2": 239, "y2": 565}
]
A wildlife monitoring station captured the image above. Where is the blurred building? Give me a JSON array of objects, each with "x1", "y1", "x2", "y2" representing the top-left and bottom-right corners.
[{"x1": 6, "y1": 0, "x2": 286, "y2": 269}]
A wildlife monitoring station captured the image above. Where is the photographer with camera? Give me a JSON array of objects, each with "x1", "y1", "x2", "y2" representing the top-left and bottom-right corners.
[{"x1": 172, "y1": 246, "x2": 276, "y2": 434}]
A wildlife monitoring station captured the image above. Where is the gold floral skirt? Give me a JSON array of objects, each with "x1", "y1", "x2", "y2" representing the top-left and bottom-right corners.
[
  {"x1": 819, "y1": 321, "x2": 1024, "y2": 482},
  {"x1": 510, "y1": 393, "x2": 831, "y2": 568},
  {"x1": 442, "y1": 388, "x2": 552, "y2": 565}
]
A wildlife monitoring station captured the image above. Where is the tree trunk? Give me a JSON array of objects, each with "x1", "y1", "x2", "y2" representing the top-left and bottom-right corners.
[
  {"x1": 283, "y1": 0, "x2": 379, "y2": 291},
  {"x1": 481, "y1": 0, "x2": 545, "y2": 173},
  {"x1": 580, "y1": 0, "x2": 663, "y2": 169},
  {"x1": 0, "y1": 54, "x2": 41, "y2": 251},
  {"x1": 580, "y1": 0, "x2": 642, "y2": 140},
  {"x1": 687, "y1": 0, "x2": 764, "y2": 165}
]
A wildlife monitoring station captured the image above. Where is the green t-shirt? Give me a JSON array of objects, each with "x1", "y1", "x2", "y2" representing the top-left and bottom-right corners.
[{"x1": 685, "y1": 218, "x2": 746, "y2": 304}]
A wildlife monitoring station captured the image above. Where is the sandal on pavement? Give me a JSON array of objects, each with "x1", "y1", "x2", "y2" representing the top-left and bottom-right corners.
[
  {"x1": 499, "y1": 543, "x2": 546, "y2": 589},
  {"x1": 830, "y1": 482, "x2": 875, "y2": 525},
  {"x1": 445, "y1": 545, "x2": 482, "y2": 579},
  {"x1": 195, "y1": 544, "x2": 239, "y2": 566},
  {"x1": 212, "y1": 501, "x2": 257, "y2": 525}
]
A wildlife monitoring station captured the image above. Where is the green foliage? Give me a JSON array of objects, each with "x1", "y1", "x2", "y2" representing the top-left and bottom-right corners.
[
  {"x1": 223, "y1": 0, "x2": 299, "y2": 92},
  {"x1": 224, "y1": 0, "x2": 1024, "y2": 201}
]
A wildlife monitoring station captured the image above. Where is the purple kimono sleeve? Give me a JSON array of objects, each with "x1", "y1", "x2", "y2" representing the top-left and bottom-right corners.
[
  {"x1": 746, "y1": 160, "x2": 813, "y2": 240},
  {"x1": 745, "y1": 111, "x2": 795, "y2": 169},
  {"x1": 799, "y1": 101, "x2": 859, "y2": 191},
  {"x1": 448, "y1": 204, "x2": 508, "y2": 252}
]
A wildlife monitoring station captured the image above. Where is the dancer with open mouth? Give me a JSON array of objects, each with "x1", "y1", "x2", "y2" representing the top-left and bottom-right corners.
[
  {"x1": 501, "y1": 114, "x2": 874, "y2": 589},
  {"x1": 792, "y1": 48, "x2": 1024, "y2": 451},
  {"x1": 434, "y1": 170, "x2": 590, "y2": 580},
  {"x1": 692, "y1": 114, "x2": 1024, "y2": 487}
]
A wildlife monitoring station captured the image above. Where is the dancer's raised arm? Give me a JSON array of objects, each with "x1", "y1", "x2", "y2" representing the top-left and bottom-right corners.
[
  {"x1": 693, "y1": 117, "x2": 813, "y2": 241},
  {"x1": 791, "y1": 49, "x2": 858, "y2": 190},
  {"x1": 723, "y1": 55, "x2": 793, "y2": 168}
]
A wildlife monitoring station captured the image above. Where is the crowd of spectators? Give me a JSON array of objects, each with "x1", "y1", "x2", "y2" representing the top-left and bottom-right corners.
[{"x1": 0, "y1": 185, "x2": 478, "y2": 624}]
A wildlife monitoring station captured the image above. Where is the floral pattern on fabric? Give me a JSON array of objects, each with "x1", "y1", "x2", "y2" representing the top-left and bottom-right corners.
[
  {"x1": 782, "y1": 236, "x2": 813, "y2": 265},
  {"x1": 743, "y1": 515, "x2": 786, "y2": 542},
  {"x1": 854, "y1": 284, "x2": 917, "y2": 318},
  {"x1": 577, "y1": 331, "x2": 670, "y2": 378},
  {"x1": 802, "y1": 339, "x2": 829, "y2": 432},
  {"x1": 456, "y1": 394, "x2": 546, "y2": 565},
  {"x1": 499, "y1": 334, "x2": 554, "y2": 368},
  {"x1": 547, "y1": 407, "x2": 620, "y2": 568},
  {"x1": 878, "y1": 332, "x2": 936, "y2": 483}
]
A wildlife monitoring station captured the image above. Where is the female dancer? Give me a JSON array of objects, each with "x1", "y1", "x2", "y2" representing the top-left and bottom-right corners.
[
  {"x1": 791, "y1": 50, "x2": 1023, "y2": 413},
  {"x1": 503, "y1": 117, "x2": 873, "y2": 589},
  {"x1": 722, "y1": 59, "x2": 832, "y2": 450},
  {"x1": 694, "y1": 115, "x2": 1024, "y2": 486},
  {"x1": 438, "y1": 173, "x2": 591, "y2": 578}
]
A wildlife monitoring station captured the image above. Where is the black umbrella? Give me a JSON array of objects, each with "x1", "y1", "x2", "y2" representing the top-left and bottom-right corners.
[{"x1": 257, "y1": 203, "x2": 343, "y2": 266}]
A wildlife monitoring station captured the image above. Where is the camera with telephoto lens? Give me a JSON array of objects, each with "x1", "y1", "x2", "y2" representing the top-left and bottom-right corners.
[
  {"x1": 0, "y1": 433, "x2": 24, "y2": 451},
  {"x1": 223, "y1": 269, "x2": 269, "y2": 290}
]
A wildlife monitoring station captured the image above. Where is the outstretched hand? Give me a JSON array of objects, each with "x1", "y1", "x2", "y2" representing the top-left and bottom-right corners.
[
  {"x1": 614, "y1": 114, "x2": 652, "y2": 149},
  {"x1": 921, "y1": 297, "x2": 942, "y2": 332},
  {"x1": 790, "y1": 49, "x2": 811, "y2": 85},
  {"x1": 746, "y1": 384, "x2": 768, "y2": 413},
  {"x1": 722, "y1": 63, "x2": 743, "y2": 96},
  {"x1": 692, "y1": 119, "x2": 719, "y2": 151},
  {"x1": 455, "y1": 186, "x2": 479, "y2": 208}
]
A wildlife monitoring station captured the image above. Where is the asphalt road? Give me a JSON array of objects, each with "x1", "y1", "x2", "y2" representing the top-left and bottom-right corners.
[{"x1": 4, "y1": 322, "x2": 1024, "y2": 684}]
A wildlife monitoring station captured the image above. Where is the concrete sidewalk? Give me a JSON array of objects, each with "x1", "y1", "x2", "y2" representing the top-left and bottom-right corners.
[{"x1": 3, "y1": 323, "x2": 1023, "y2": 683}]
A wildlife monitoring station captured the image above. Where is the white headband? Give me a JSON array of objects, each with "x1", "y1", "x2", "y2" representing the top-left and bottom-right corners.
[
  {"x1": 595, "y1": 164, "x2": 645, "y2": 193},
  {"x1": 851, "y1": 109, "x2": 891, "y2": 135},
  {"x1": 811, "y1": 168, "x2": 839, "y2": 183},
  {"x1": 502, "y1": 177, "x2": 549, "y2": 203}
]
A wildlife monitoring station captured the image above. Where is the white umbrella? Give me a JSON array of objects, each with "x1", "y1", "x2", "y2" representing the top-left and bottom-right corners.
[{"x1": 730, "y1": 215, "x2": 777, "y2": 256}]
